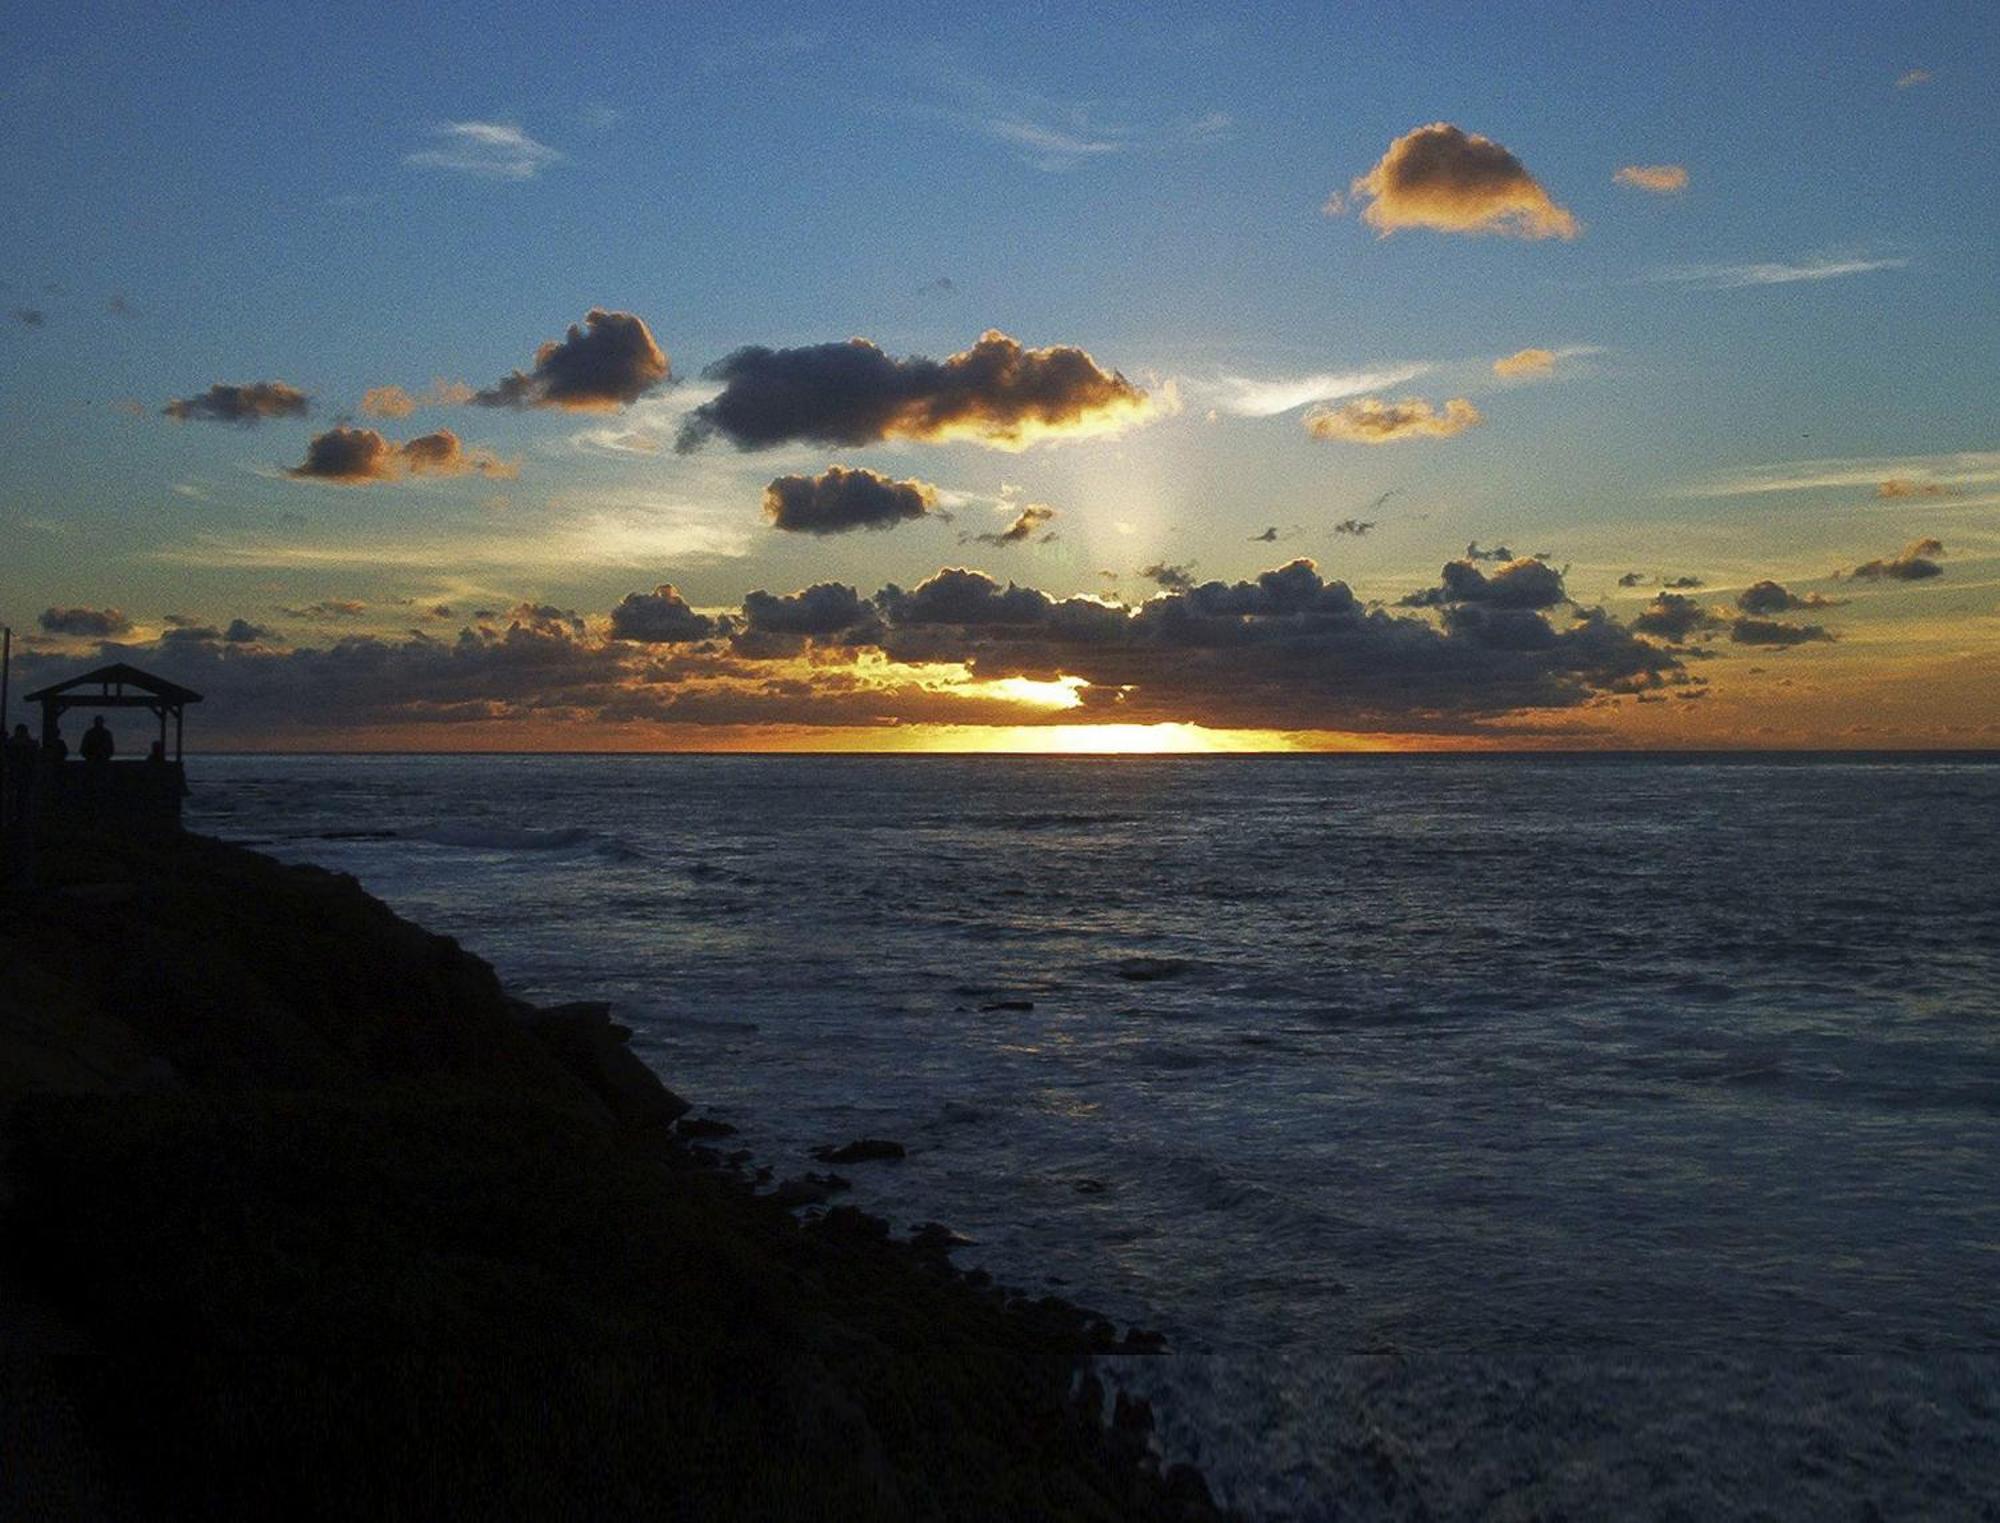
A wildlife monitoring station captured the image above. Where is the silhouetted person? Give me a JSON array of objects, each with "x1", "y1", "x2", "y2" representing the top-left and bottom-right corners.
[
  {"x1": 80, "y1": 716, "x2": 114, "y2": 811},
  {"x1": 43, "y1": 725, "x2": 67, "y2": 770},
  {"x1": 143, "y1": 738, "x2": 179, "y2": 805},
  {"x1": 4, "y1": 722, "x2": 37, "y2": 831},
  {"x1": 82, "y1": 716, "x2": 115, "y2": 766}
]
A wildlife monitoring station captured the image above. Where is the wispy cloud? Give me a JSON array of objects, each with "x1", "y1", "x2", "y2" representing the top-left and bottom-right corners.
[
  {"x1": 405, "y1": 121, "x2": 562, "y2": 180},
  {"x1": 155, "y1": 505, "x2": 752, "y2": 573},
  {"x1": 1651, "y1": 254, "x2": 1907, "y2": 289},
  {"x1": 1895, "y1": 68, "x2": 1931, "y2": 89},
  {"x1": 1687, "y1": 450, "x2": 2000, "y2": 499},
  {"x1": 925, "y1": 71, "x2": 1224, "y2": 172},
  {"x1": 1613, "y1": 164, "x2": 1688, "y2": 193},
  {"x1": 1202, "y1": 364, "x2": 1430, "y2": 418},
  {"x1": 979, "y1": 117, "x2": 1125, "y2": 165}
]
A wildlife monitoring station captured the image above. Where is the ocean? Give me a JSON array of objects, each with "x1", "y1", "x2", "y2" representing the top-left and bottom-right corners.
[{"x1": 188, "y1": 753, "x2": 2000, "y2": 1520}]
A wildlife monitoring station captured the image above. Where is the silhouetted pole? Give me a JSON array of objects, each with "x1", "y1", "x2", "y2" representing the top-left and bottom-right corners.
[{"x1": 1, "y1": 624, "x2": 10, "y2": 831}]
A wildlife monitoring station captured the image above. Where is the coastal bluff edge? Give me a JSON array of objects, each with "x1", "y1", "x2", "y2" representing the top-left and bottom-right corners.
[{"x1": 0, "y1": 828, "x2": 1230, "y2": 1522}]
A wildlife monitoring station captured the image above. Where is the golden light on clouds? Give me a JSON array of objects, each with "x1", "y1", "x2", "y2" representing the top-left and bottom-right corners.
[
  {"x1": 1304, "y1": 395, "x2": 1483, "y2": 444},
  {"x1": 1613, "y1": 164, "x2": 1689, "y2": 193},
  {"x1": 1493, "y1": 347, "x2": 1557, "y2": 378},
  {"x1": 1347, "y1": 123, "x2": 1579, "y2": 240}
]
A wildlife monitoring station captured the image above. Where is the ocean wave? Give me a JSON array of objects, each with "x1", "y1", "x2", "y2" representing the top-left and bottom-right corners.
[{"x1": 415, "y1": 823, "x2": 639, "y2": 860}]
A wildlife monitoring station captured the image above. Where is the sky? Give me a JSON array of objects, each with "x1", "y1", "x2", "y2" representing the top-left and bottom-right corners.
[{"x1": 2, "y1": 0, "x2": 1996, "y2": 751}]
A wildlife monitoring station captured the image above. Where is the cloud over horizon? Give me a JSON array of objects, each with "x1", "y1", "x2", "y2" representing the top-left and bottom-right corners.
[
  {"x1": 1844, "y1": 537, "x2": 1945, "y2": 581},
  {"x1": 39, "y1": 606, "x2": 133, "y2": 637},
  {"x1": 1344, "y1": 123, "x2": 1579, "y2": 240},
  {"x1": 9, "y1": 552, "x2": 1727, "y2": 741},
  {"x1": 677, "y1": 330, "x2": 1156, "y2": 452}
]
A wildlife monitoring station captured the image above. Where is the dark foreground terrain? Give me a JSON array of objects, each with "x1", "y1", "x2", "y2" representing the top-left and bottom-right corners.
[{"x1": 0, "y1": 829, "x2": 1225, "y2": 1521}]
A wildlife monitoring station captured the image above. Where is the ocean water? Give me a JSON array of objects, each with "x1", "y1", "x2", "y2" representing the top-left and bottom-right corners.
[{"x1": 188, "y1": 754, "x2": 2000, "y2": 1520}]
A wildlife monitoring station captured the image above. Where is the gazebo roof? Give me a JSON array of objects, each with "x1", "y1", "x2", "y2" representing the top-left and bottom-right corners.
[{"x1": 24, "y1": 662, "x2": 204, "y2": 707}]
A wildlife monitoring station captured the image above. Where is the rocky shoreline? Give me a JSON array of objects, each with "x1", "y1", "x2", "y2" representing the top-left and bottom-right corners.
[{"x1": 0, "y1": 828, "x2": 1231, "y2": 1521}]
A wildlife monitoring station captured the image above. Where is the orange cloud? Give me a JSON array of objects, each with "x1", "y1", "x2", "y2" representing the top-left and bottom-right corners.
[
  {"x1": 1613, "y1": 164, "x2": 1689, "y2": 193},
  {"x1": 360, "y1": 379, "x2": 476, "y2": 419},
  {"x1": 1304, "y1": 396, "x2": 1483, "y2": 444},
  {"x1": 286, "y1": 426, "x2": 517, "y2": 485},
  {"x1": 1346, "y1": 123, "x2": 1578, "y2": 240},
  {"x1": 1493, "y1": 347, "x2": 1556, "y2": 379},
  {"x1": 1875, "y1": 479, "x2": 1961, "y2": 499}
]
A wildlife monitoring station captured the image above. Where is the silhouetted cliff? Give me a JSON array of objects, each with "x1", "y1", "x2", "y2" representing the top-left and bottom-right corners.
[{"x1": 0, "y1": 829, "x2": 1224, "y2": 1522}]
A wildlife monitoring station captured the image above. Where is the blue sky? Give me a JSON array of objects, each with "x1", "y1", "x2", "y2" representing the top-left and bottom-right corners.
[{"x1": 2, "y1": 1, "x2": 1995, "y2": 748}]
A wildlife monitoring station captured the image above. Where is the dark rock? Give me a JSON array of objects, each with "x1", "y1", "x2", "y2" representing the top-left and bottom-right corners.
[
  {"x1": 769, "y1": 1176, "x2": 837, "y2": 1209},
  {"x1": 677, "y1": 1115, "x2": 737, "y2": 1139},
  {"x1": 1112, "y1": 1392, "x2": 1154, "y2": 1437},
  {"x1": 522, "y1": 1001, "x2": 689, "y2": 1129},
  {"x1": 908, "y1": 1221, "x2": 972, "y2": 1260},
  {"x1": 1163, "y1": 1462, "x2": 1215, "y2": 1509},
  {"x1": 811, "y1": 1138, "x2": 905, "y2": 1165}
]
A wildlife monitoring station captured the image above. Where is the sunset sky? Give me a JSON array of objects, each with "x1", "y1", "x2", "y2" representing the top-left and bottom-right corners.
[{"x1": 3, "y1": 2, "x2": 1996, "y2": 750}]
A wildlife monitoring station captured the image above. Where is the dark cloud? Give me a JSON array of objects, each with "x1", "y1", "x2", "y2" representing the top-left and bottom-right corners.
[
  {"x1": 863, "y1": 559, "x2": 1677, "y2": 731},
  {"x1": 1730, "y1": 617, "x2": 1834, "y2": 647},
  {"x1": 608, "y1": 585, "x2": 715, "y2": 644},
  {"x1": 676, "y1": 330, "x2": 1155, "y2": 452},
  {"x1": 1629, "y1": 593, "x2": 1721, "y2": 642},
  {"x1": 1344, "y1": 122, "x2": 1579, "y2": 240},
  {"x1": 40, "y1": 606, "x2": 133, "y2": 637},
  {"x1": 970, "y1": 502, "x2": 1056, "y2": 546},
  {"x1": 916, "y1": 277, "x2": 957, "y2": 297},
  {"x1": 1250, "y1": 526, "x2": 1280, "y2": 543},
  {"x1": 1661, "y1": 575, "x2": 1704, "y2": 589},
  {"x1": 1844, "y1": 537, "x2": 1945, "y2": 581},
  {"x1": 285, "y1": 426, "x2": 514, "y2": 484},
  {"x1": 1333, "y1": 519, "x2": 1375, "y2": 536},
  {"x1": 763, "y1": 466, "x2": 940, "y2": 535},
  {"x1": 1464, "y1": 542, "x2": 1514, "y2": 563},
  {"x1": 108, "y1": 294, "x2": 137, "y2": 317},
  {"x1": 1401, "y1": 557, "x2": 1567, "y2": 611},
  {"x1": 11, "y1": 307, "x2": 47, "y2": 328},
  {"x1": 1617, "y1": 571, "x2": 1645, "y2": 588},
  {"x1": 1138, "y1": 562, "x2": 1198, "y2": 592},
  {"x1": 7, "y1": 555, "x2": 1693, "y2": 742},
  {"x1": 741, "y1": 583, "x2": 878, "y2": 637},
  {"x1": 474, "y1": 309, "x2": 669, "y2": 412},
  {"x1": 1736, "y1": 580, "x2": 1839, "y2": 615},
  {"x1": 224, "y1": 618, "x2": 273, "y2": 644},
  {"x1": 877, "y1": 567, "x2": 1069, "y2": 628},
  {"x1": 163, "y1": 381, "x2": 310, "y2": 425}
]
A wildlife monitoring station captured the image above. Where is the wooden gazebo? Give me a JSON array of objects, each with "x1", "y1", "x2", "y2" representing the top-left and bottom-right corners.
[{"x1": 23, "y1": 662, "x2": 202, "y2": 825}]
